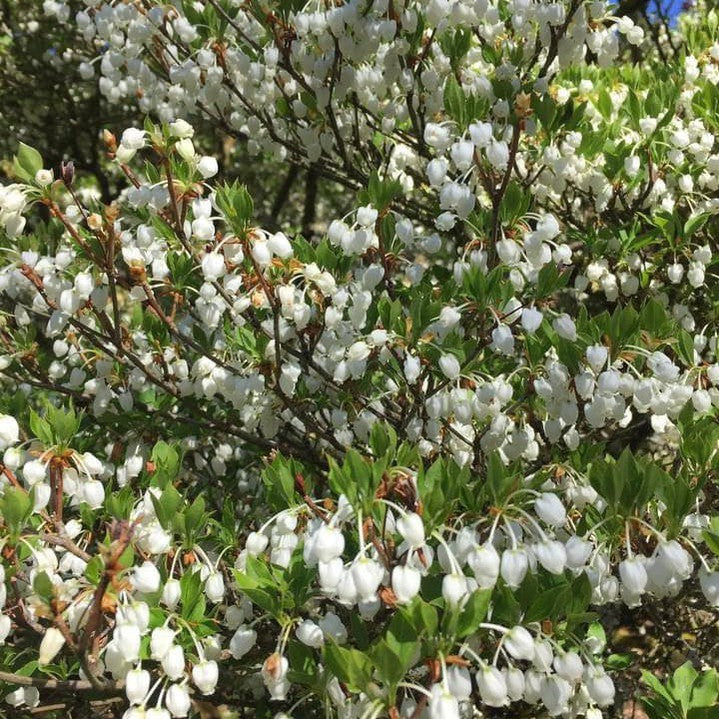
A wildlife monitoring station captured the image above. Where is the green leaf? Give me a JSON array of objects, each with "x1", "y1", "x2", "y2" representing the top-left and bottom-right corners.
[
  {"x1": 684, "y1": 213, "x2": 709, "y2": 238},
  {"x1": 532, "y1": 92, "x2": 556, "y2": 129},
  {"x1": 525, "y1": 584, "x2": 568, "y2": 623},
  {"x1": 286, "y1": 640, "x2": 318, "y2": 686},
  {"x1": 1, "y1": 486, "x2": 33, "y2": 534},
  {"x1": 597, "y1": 89, "x2": 613, "y2": 120},
  {"x1": 84, "y1": 556, "x2": 104, "y2": 585},
  {"x1": 385, "y1": 610, "x2": 420, "y2": 669},
  {"x1": 641, "y1": 669, "x2": 676, "y2": 704},
  {"x1": 150, "y1": 441, "x2": 182, "y2": 487},
  {"x1": 363, "y1": 171, "x2": 402, "y2": 211},
  {"x1": 180, "y1": 570, "x2": 204, "y2": 620},
  {"x1": 183, "y1": 496, "x2": 207, "y2": 542},
  {"x1": 676, "y1": 330, "x2": 696, "y2": 367},
  {"x1": 29, "y1": 410, "x2": 54, "y2": 446},
  {"x1": 369, "y1": 640, "x2": 406, "y2": 688},
  {"x1": 215, "y1": 180, "x2": 254, "y2": 234},
  {"x1": 33, "y1": 571, "x2": 54, "y2": 602},
  {"x1": 261, "y1": 455, "x2": 298, "y2": 510},
  {"x1": 587, "y1": 621, "x2": 607, "y2": 653},
  {"x1": 401, "y1": 598, "x2": 439, "y2": 637},
  {"x1": 45, "y1": 404, "x2": 81, "y2": 446},
  {"x1": 456, "y1": 588, "x2": 492, "y2": 637},
  {"x1": 150, "y1": 484, "x2": 183, "y2": 531},
  {"x1": 323, "y1": 643, "x2": 374, "y2": 692},
  {"x1": 668, "y1": 662, "x2": 699, "y2": 713},
  {"x1": 369, "y1": 422, "x2": 398, "y2": 462},
  {"x1": 444, "y1": 76, "x2": 467, "y2": 128},
  {"x1": 13, "y1": 142, "x2": 43, "y2": 183},
  {"x1": 687, "y1": 709, "x2": 719, "y2": 719},
  {"x1": 606, "y1": 653, "x2": 634, "y2": 670},
  {"x1": 691, "y1": 670, "x2": 719, "y2": 708}
]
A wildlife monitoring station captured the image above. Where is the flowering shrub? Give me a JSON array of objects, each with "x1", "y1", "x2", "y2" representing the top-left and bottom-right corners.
[{"x1": 1, "y1": 1, "x2": 719, "y2": 718}]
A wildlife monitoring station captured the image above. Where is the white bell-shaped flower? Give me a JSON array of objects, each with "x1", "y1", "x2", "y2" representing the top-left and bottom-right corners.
[
  {"x1": 477, "y1": 664, "x2": 509, "y2": 707},
  {"x1": 192, "y1": 659, "x2": 218, "y2": 695}
]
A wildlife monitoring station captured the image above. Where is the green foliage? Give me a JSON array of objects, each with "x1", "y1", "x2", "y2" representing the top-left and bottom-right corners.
[{"x1": 641, "y1": 663, "x2": 719, "y2": 719}]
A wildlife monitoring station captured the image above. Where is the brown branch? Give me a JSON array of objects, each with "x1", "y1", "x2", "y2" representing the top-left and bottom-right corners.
[{"x1": 0, "y1": 670, "x2": 120, "y2": 694}]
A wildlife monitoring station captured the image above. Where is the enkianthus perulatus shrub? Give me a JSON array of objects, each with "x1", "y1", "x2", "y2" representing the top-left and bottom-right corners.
[{"x1": 1, "y1": 1, "x2": 719, "y2": 718}]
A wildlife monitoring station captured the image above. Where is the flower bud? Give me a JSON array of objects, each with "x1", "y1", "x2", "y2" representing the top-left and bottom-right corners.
[
  {"x1": 35, "y1": 169, "x2": 54, "y2": 187},
  {"x1": 121, "y1": 128, "x2": 146, "y2": 150},
  {"x1": 175, "y1": 138, "x2": 195, "y2": 161},
  {"x1": 540, "y1": 674, "x2": 572, "y2": 715},
  {"x1": 533, "y1": 640, "x2": 554, "y2": 672},
  {"x1": 565, "y1": 535, "x2": 592, "y2": 569},
  {"x1": 318, "y1": 612, "x2": 347, "y2": 644},
  {"x1": 23, "y1": 458, "x2": 46, "y2": 485},
  {"x1": 262, "y1": 652, "x2": 290, "y2": 701},
  {"x1": 169, "y1": 119, "x2": 194, "y2": 139},
  {"x1": 39, "y1": 627, "x2": 65, "y2": 665},
  {"x1": 586, "y1": 344, "x2": 608, "y2": 372},
  {"x1": 504, "y1": 665, "x2": 525, "y2": 701},
  {"x1": 521, "y1": 307, "x2": 543, "y2": 333},
  {"x1": 523, "y1": 668, "x2": 544, "y2": 704},
  {"x1": 246, "y1": 531, "x2": 269, "y2": 556},
  {"x1": 318, "y1": 557, "x2": 344, "y2": 592},
  {"x1": 404, "y1": 354, "x2": 421, "y2": 384},
  {"x1": 667, "y1": 263, "x2": 684, "y2": 284},
  {"x1": 61, "y1": 160, "x2": 75, "y2": 187},
  {"x1": 700, "y1": 568, "x2": 719, "y2": 606},
  {"x1": 201, "y1": 252, "x2": 226, "y2": 280},
  {"x1": 268, "y1": 232, "x2": 293, "y2": 259},
  {"x1": 553, "y1": 651, "x2": 583, "y2": 682},
  {"x1": 351, "y1": 556, "x2": 383, "y2": 601},
  {"x1": 3, "y1": 446, "x2": 23, "y2": 470},
  {"x1": 0, "y1": 614, "x2": 12, "y2": 644},
  {"x1": 553, "y1": 314, "x2": 577, "y2": 341},
  {"x1": 446, "y1": 665, "x2": 472, "y2": 699},
  {"x1": 6, "y1": 686, "x2": 39, "y2": 709},
  {"x1": 654, "y1": 541, "x2": 692, "y2": 580}
]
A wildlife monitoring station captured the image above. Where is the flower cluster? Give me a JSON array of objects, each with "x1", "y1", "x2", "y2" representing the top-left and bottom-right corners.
[{"x1": 0, "y1": 1, "x2": 719, "y2": 718}]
